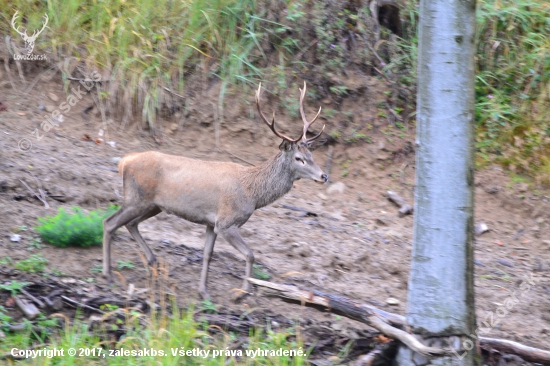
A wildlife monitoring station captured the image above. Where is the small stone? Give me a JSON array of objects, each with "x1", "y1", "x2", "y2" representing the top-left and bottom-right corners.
[
  {"x1": 497, "y1": 259, "x2": 514, "y2": 268},
  {"x1": 386, "y1": 297, "x2": 400, "y2": 306},
  {"x1": 48, "y1": 93, "x2": 59, "y2": 102},
  {"x1": 475, "y1": 222, "x2": 489, "y2": 236},
  {"x1": 376, "y1": 216, "x2": 391, "y2": 226},
  {"x1": 10, "y1": 234, "x2": 21, "y2": 242},
  {"x1": 318, "y1": 193, "x2": 328, "y2": 200},
  {"x1": 169, "y1": 122, "x2": 178, "y2": 131},
  {"x1": 474, "y1": 259, "x2": 485, "y2": 267},
  {"x1": 45, "y1": 105, "x2": 55, "y2": 113},
  {"x1": 111, "y1": 157, "x2": 122, "y2": 164},
  {"x1": 322, "y1": 98, "x2": 331, "y2": 105},
  {"x1": 327, "y1": 182, "x2": 346, "y2": 195}
]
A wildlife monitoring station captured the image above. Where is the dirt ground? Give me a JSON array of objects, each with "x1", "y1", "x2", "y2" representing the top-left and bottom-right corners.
[{"x1": 1, "y1": 68, "x2": 550, "y2": 363}]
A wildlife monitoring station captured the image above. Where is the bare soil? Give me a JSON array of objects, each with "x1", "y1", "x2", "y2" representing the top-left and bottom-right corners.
[{"x1": 1, "y1": 69, "x2": 550, "y2": 363}]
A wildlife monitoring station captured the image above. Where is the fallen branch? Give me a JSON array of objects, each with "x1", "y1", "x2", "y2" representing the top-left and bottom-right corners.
[
  {"x1": 61, "y1": 296, "x2": 105, "y2": 314},
  {"x1": 386, "y1": 190, "x2": 413, "y2": 217},
  {"x1": 480, "y1": 337, "x2": 550, "y2": 364},
  {"x1": 248, "y1": 278, "x2": 447, "y2": 357},
  {"x1": 250, "y1": 278, "x2": 550, "y2": 364},
  {"x1": 19, "y1": 179, "x2": 49, "y2": 209},
  {"x1": 20, "y1": 288, "x2": 45, "y2": 308}
]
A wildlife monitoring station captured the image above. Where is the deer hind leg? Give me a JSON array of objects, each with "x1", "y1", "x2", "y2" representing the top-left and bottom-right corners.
[
  {"x1": 102, "y1": 206, "x2": 144, "y2": 282},
  {"x1": 199, "y1": 225, "x2": 217, "y2": 300},
  {"x1": 125, "y1": 206, "x2": 161, "y2": 266},
  {"x1": 218, "y1": 227, "x2": 254, "y2": 295}
]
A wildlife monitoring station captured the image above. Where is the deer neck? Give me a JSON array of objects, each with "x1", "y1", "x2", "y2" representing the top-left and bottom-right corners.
[{"x1": 241, "y1": 152, "x2": 294, "y2": 209}]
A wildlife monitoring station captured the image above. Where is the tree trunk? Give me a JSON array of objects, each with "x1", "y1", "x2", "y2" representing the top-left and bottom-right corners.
[{"x1": 396, "y1": 0, "x2": 477, "y2": 365}]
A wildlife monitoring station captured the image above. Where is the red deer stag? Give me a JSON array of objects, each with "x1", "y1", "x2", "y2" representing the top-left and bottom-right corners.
[{"x1": 103, "y1": 82, "x2": 327, "y2": 299}]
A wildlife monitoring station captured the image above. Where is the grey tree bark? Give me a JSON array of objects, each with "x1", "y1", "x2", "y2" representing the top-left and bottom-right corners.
[{"x1": 396, "y1": 0, "x2": 477, "y2": 365}]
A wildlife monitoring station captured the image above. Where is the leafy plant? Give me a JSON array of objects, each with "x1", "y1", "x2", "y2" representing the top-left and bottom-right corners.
[
  {"x1": 252, "y1": 264, "x2": 270, "y2": 280},
  {"x1": 35, "y1": 205, "x2": 118, "y2": 248},
  {"x1": 27, "y1": 238, "x2": 43, "y2": 251},
  {"x1": 0, "y1": 281, "x2": 30, "y2": 296},
  {"x1": 0, "y1": 257, "x2": 13, "y2": 266},
  {"x1": 15, "y1": 255, "x2": 48, "y2": 273},
  {"x1": 116, "y1": 260, "x2": 135, "y2": 270},
  {"x1": 0, "y1": 306, "x2": 11, "y2": 331},
  {"x1": 199, "y1": 299, "x2": 217, "y2": 314},
  {"x1": 90, "y1": 264, "x2": 103, "y2": 274}
]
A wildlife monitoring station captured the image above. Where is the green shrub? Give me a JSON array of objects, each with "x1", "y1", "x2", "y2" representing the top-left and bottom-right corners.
[
  {"x1": 35, "y1": 205, "x2": 119, "y2": 248},
  {"x1": 15, "y1": 255, "x2": 48, "y2": 273}
]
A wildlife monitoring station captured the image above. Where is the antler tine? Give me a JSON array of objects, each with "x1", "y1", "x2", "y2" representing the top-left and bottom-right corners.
[
  {"x1": 29, "y1": 13, "x2": 48, "y2": 39},
  {"x1": 256, "y1": 83, "x2": 295, "y2": 142},
  {"x1": 11, "y1": 11, "x2": 27, "y2": 37},
  {"x1": 298, "y1": 81, "x2": 323, "y2": 143}
]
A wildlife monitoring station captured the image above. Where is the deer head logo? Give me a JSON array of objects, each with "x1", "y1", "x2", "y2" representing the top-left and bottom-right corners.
[{"x1": 11, "y1": 11, "x2": 49, "y2": 55}]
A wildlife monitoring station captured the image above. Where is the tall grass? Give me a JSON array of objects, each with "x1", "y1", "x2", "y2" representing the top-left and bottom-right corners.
[
  {"x1": 474, "y1": 0, "x2": 550, "y2": 183},
  {"x1": 1, "y1": 0, "x2": 265, "y2": 130},
  {"x1": 389, "y1": 0, "x2": 550, "y2": 184}
]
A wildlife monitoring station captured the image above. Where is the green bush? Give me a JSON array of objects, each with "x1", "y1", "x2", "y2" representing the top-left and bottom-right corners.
[{"x1": 35, "y1": 206, "x2": 119, "y2": 248}]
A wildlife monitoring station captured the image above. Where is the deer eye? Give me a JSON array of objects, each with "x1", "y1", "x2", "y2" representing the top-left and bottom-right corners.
[{"x1": 295, "y1": 157, "x2": 303, "y2": 163}]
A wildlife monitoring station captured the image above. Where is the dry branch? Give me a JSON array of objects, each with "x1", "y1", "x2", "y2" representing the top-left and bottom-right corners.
[
  {"x1": 248, "y1": 278, "x2": 448, "y2": 357},
  {"x1": 250, "y1": 278, "x2": 550, "y2": 364},
  {"x1": 480, "y1": 337, "x2": 550, "y2": 364},
  {"x1": 386, "y1": 190, "x2": 413, "y2": 217}
]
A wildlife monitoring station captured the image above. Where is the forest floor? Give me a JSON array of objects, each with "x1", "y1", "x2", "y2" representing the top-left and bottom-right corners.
[{"x1": 1, "y1": 69, "x2": 550, "y2": 364}]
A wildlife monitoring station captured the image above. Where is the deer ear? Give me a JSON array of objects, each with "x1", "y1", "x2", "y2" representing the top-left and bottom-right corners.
[{"x1": 279, "y1": 140, "x2": 293, "y2": 151}]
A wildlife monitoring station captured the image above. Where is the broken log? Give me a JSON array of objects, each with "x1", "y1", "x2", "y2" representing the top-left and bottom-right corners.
[
  {"x1": 250, "y1": 278, "x2": 550, "y2": 364},
  {"x1": 248, "y1": 278, "x2": 448, "y2": 357},
  {"x1": 13, "y1": 295, "x2": 40, "y2": 320},
  {"x1": 386, "y1": 191, "x2": 413, "y2": 217}
]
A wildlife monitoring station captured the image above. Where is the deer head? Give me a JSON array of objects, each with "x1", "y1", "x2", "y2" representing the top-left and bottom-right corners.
[
  {"x1": 256, "y1": 82, "x2": 328, "y2": 184},
  {"x1": 11, "y1": 12, "x2": 49, "y2": 55}
]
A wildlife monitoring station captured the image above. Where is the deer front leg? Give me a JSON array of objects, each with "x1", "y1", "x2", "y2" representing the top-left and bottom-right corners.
[
  {"x1": 199, "y1": 225, "x2": 217, "y2": 299},
  {"x1": 218, "y1": 226, "x2": 254, "y2": 295},
  {"x1": 102, "y1": 206, "x2": 142, "y2": 282}
]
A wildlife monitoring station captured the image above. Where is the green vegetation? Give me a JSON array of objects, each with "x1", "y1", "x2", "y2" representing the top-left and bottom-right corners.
[
  {"x1": 15, "y1": 254, "x2": 48, "y2": 273},
  {"x1": 3, "y1": 0, "x2": 549, "y2": 182},
  {"x1": 116, "y1": 260, "x2": 135, "y2": 270},
  {"x1": 0, "y1": 280, "x2": 30, "y2": 296},
  {"x1": 35, "y1": 205, "x2": 118, "y2": 247},
  {"x1": 0, "y1": 302, "x2": 308, "y2": 365},
  {"x1": 252, "y1": 264, "x2": 270, "y2": 280},
  {"x1": 474, "y1": 0, "x2": 550, "y2": 184}
]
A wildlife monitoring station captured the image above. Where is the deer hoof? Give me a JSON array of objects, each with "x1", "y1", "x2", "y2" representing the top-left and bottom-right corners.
[{"x1": 147, "y1": 255, "x2": 157, "y2": 266}]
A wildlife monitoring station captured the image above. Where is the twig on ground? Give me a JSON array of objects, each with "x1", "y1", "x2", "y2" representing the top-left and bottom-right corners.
[{"x1": 61, "y1": 295, "x2": 105, "y2": 314}]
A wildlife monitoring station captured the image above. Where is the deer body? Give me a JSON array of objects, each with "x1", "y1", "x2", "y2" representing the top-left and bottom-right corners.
[
  {"x1": 119, "y1": 150, "x2": 296, "y2": 227},
  {"x1": 103, "y1": 83, "x2": 327, "y2": 299}
]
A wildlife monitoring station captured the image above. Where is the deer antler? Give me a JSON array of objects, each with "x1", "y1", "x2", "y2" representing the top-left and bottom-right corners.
[
  {"x1": 298, "y1": 82, "x2": 324, "y2": 143},
  {"x1": 28, "y1": 13, "x2": 48, "y2": 40},
  {"x1": 256, "y1": 82, "x2": 325, "y2": 144},
  {"x1": 11, "y1": 11, "x2": 27, "y2": 38},
  {"x1": 256, "y1": 83, "x2": 296, "y2": 142}
]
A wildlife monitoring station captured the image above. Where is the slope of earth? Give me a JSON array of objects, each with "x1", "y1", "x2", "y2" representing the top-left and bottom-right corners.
[{"x1": 1, "y1": 70, "x2": 550, "y2": 359}]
